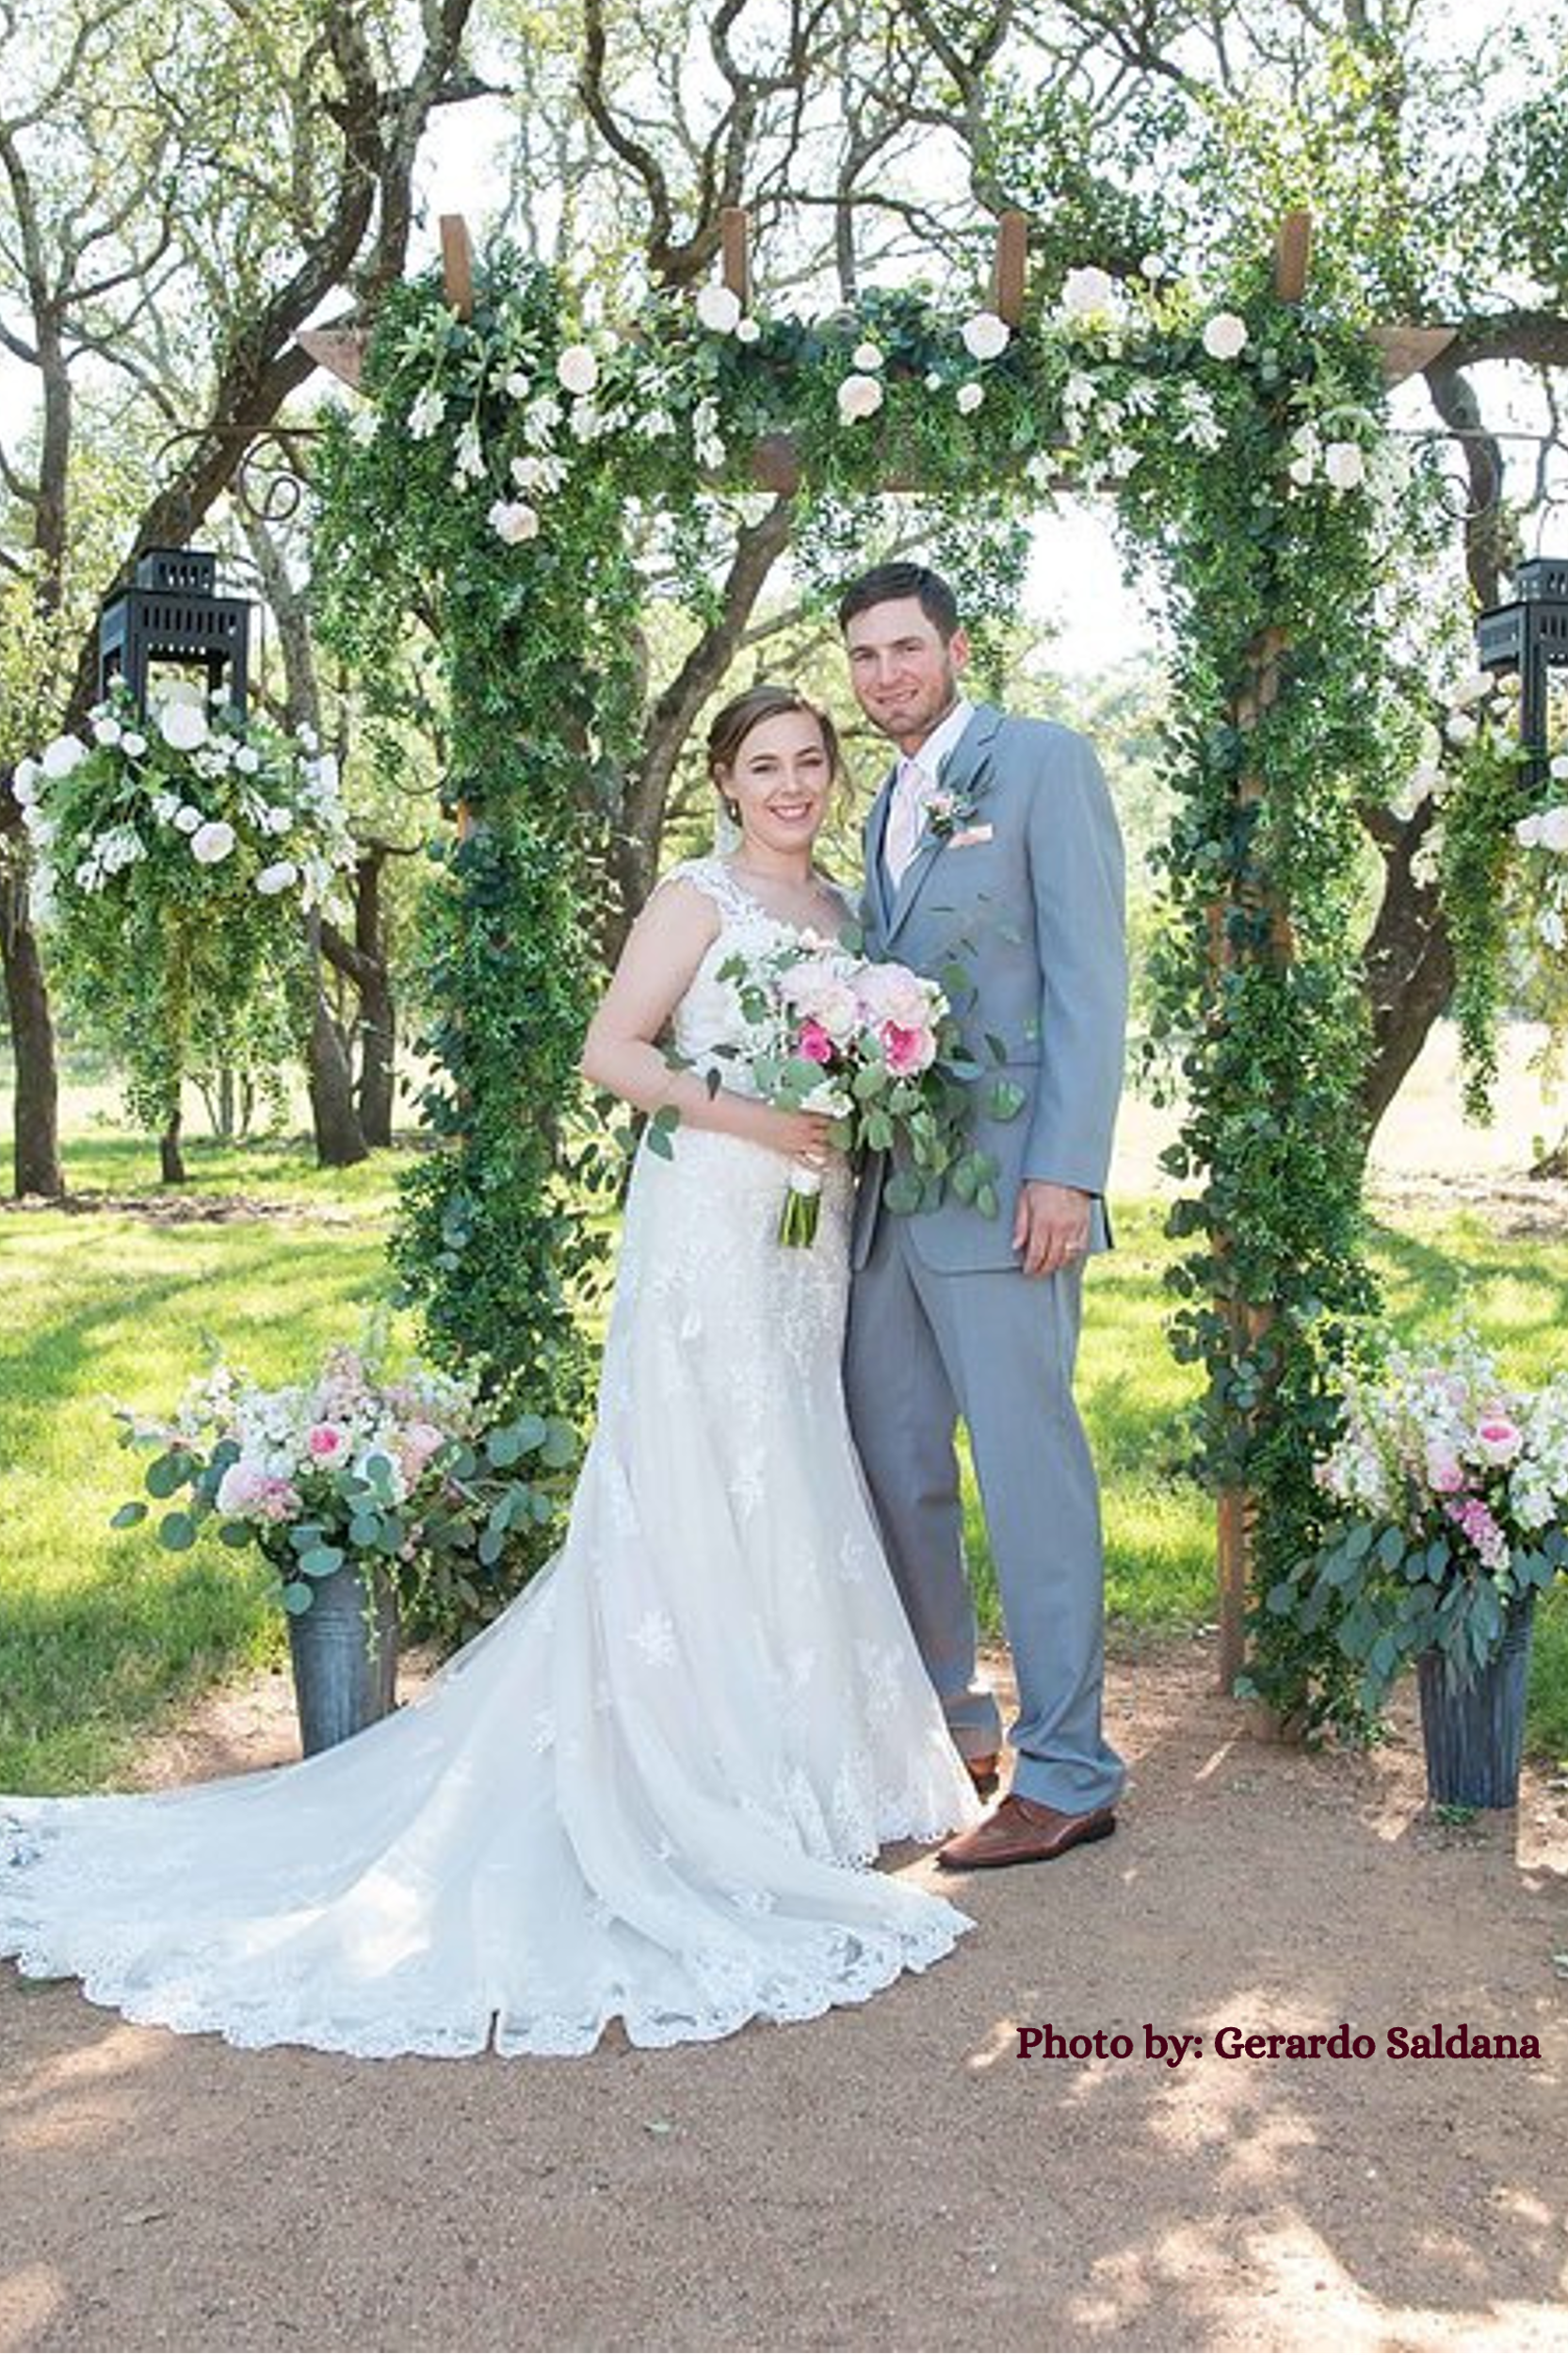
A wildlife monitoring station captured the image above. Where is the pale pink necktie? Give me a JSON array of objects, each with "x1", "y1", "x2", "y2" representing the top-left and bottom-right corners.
[{"x1": 883, "y1": 756, "x2": 929, "y2": 888}]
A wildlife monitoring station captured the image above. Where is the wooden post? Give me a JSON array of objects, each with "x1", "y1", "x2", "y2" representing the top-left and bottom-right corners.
[
  {"x1": 441, "y1": 214, "x2": 475, "y2": 320},
  {"x1": 720, "y1": 207, "x2": 751, "y2": 310},
  {"x1": 1273, "y1": 209, "x2": 1313, "y2": 305},
  {"x1": 990, "y1": 211, "x2": 1028, "y2": 327},
  {"x1": 1214, "y1": 218, "x2": 1311, "y2": 1707}
]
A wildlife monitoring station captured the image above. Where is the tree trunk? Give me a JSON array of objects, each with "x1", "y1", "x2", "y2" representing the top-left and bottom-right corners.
[
  {"x1": 1359, "y1": 814, "x2": 1457, "y2": 1137},
  {"x1": 352, "y1": 850, "x2": 395, "y2": 1146},
  {"x1": 0, "y1": 838, "x2": 64, "y2": 1198},
  {"x1": 159, "y1": 1102, "x2": 186, "y2": 1184},
  {"x1": 305, "y1": 919, "x2": 368, "y2": 1167}
]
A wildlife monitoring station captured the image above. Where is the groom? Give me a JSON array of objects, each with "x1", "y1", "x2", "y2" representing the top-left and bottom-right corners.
[{"x1": 840, "y1": 562, "x2": 1127, "y2": 1869}]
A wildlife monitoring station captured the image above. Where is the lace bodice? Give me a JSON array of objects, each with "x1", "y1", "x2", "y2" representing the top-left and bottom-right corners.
[{"x1": 662, "y1": 855, "x2": 851, "y2": 1084}]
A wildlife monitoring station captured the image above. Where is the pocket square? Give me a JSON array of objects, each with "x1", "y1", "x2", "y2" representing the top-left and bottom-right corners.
[{"x1": 947, "y1": 822, "x2": 994, "y2": 848}]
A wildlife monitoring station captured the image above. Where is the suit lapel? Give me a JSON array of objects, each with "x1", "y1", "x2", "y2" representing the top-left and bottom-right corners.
[
  {"x1": 882, "y1": 704, "x2": 1003, "y2": 949},
  {"x1": 864, "y1": 761, "x2": 897, "y2": 940}
]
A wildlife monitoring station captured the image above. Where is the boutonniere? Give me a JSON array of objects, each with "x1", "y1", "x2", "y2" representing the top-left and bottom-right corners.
[{"x1": 925, "y1": 761, "x2": 991, "y2": 841}]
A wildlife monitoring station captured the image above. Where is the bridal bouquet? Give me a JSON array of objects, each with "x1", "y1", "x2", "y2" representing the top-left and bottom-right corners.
[
  {"x1": 714, "y1": 935, "x2": 1019, "y2": 1244},
  {"x1": 114, "y1": 1336, "x2": 577, "y2": 1629},
  {"x1": 1272, "y1": 1331, "x2": 1568, "y2": 1704}
]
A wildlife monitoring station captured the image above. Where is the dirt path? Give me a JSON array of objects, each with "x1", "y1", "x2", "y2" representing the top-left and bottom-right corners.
[{"x1": 2, "y1": 1638, "x2": 1564, "y2": 2354}]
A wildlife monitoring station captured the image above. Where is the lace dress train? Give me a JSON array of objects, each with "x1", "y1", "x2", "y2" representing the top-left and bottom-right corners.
[{"x1": 0, "y1": 859, "x2": 979, "y2": 2057}]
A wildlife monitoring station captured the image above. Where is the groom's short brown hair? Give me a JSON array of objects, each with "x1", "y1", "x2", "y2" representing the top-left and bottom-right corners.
[{"x1": 837, "y1": 562, "x2": 962, "y2": 642}]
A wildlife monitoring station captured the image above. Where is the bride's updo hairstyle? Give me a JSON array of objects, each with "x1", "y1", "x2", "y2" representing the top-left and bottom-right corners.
[{"x1": 707, "y1": 684, "x2": 840, "y2": 825}]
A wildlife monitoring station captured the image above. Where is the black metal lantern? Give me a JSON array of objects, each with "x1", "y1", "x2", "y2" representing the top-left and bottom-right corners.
[
  {"x1": 97, "y1": 547, "x2": 252, "y2": 719},
  {"x1": 1475, "y1": 556, "x2": 1568, "y2": 787}
]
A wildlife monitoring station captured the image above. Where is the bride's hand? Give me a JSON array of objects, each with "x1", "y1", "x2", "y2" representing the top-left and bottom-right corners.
[{"x1": 762, "y1": 1107, "x2": 837, "y2": 1163}]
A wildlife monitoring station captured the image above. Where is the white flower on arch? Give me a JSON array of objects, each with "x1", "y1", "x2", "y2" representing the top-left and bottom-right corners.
[
  {"x1": 961, "y1": 311, "x2": 1010, "y2": 361},
  {"x1": 1202, "y1": 312, "x2": 1249, "y2": 362},
  {"x1": 837, "y1": 373, "x2": 883, "y2": 424}
]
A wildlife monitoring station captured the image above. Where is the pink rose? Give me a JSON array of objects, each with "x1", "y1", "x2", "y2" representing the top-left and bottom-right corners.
[
  {"x1": 782, "y1": 959, "x2": 861, "y2": 1043},
  {"x1": 216, "y1": 1461, "x2": 301, "y2": 1522},
  {"x1": 881, "y1": 1018, "x2": 937, "y2": 1076},
  {"x1": 798, "y1": 1018, "x2": 834, "y2": 1064},
  {"x1": 856, "y1": 958, "x2": 935, "y2": 1034},
  {"x1": 307, "y1": 1422, "x2": 348, "y2": 1458},
  {"x1": 1476, "y1": 1418, "x2": 1522, "y2": 1466},
  {"x1": 398, "y1": 1421, "x2": 446, "y2": 1478},
  {"x1": 1425, "y1": 1445, "x2": 1464, "y2": 1495}
]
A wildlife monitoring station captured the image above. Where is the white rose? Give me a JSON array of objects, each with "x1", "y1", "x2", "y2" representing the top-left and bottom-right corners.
[
  {"x1": 1540, "y1": 806, "x2": 1568, "y2": 853},
  {"x1": 1516, "y1": 814, "x2": 1544, "y2": 848},
  {"x1": 174, "y1": 804, "x2": 202, "y2": 833},
  {"x1": 925, "y1": 370, "x2": 944, "y2": 392},
  {"x1": 695, "y1": 284, "x2": 742, "y2": 333},
  {"x1": 1201, "y1": 311, "x2": 1249, "y2": 361},
  {"x1": 92, "y1": 714, "x2": 122, "y2": 746},
  {"x1": 263, "y1": 804, "x2": 293, "y2": 835},
  {"x1": 1411, "y1": 762, "x2": 1444, "y2": 798},
  {"x1": 1550, "y1": 752, "x2": 1568, "y2": 782},
  {"x1": 1445, "y1": 710, "x2": 1478, "y2": 746},
  {"x1": 1140, "y1": 253, "x2": 1166, "y2": 281},
  {"x1": 1059, "y1": 265, "x2": 1115, "y2": 317},
  {"x1": 956, "y1": 381, "x2": 984, "y2": 414},
  {"x1": 255, "y1": 860, "x2": 299, "y2": 896},
  {"x1": 1323, "y1": 440, "x2": 1366, "y2": 491},
  {"x1": 233, "y1": 744, "x2": 262, "y2": 774},
  {"x1": 961, "y1": 311, "x2": 1010, "y2": 361},
  {"x1": 1287, "y1": 454, "x2": 1316, "y2": 488},
  {"x1": 556, "y1": 343, "x2": 599, "y2": 396},
  {"x1": 836, "y1": 372, "x2": 884, "y2": 424},
  {"x1": 1417, "y1": 719, "x2": 1444, "y2": 763},
  {"x1": 41, "y1": 734, "x2": 89, "y2": 778},
  {"x1": 735, "y1": 317, "x2": 761, "y2": 345},
  {"x1": 121, "y1": 731, "x2": 147, "y2": 758},
  {"x1": 1542, "y1": 906, "x2": 1567, "y2": 949},
  {"x1": 158, "y1": 702, "x2": 208, "y2": 753},
  {"x1": 504, "y1": 370, "x2": 531, "y2": 398},
  {"x1": 1447, "y1": 668, "x2": 1495, "y2": 707},
  {"x1": 851, "y1": 341, "x2": 883, "y2": 371},
  {"x1": 488, "y1": 498, "x2": 541, "y2": 544},
  {"x1": 313, "y1": 753, "x2": 340, "y2": 794},
  {"x1": 11, "y1": 758, "x2": 39, "y2": 805},
  {"x1": 190, "y1": 820, "x2": 235, "y2": 866}
]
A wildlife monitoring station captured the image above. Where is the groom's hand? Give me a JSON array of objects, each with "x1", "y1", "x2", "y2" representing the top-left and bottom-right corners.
[{"x1": 1012, "y1": 1180, "x2": 1091, "y2": 1278}]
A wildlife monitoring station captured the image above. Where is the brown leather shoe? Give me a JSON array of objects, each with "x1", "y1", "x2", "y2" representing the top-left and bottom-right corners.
[
  {"x1": 936, "y1": 1793, "x2": 1117, "y2": 1872},
  {"x1": 964, "y1": 1752, "x2": 1000, "y2": 1799}
]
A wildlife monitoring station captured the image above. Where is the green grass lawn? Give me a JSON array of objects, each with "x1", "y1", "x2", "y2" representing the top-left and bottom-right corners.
[{"x1": 3, "y1": 1107, "x2": 1566, "y2": 1791}]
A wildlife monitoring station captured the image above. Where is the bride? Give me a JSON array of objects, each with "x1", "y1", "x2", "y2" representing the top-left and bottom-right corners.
[{"x1": 0, "y1": 683, "x2": 980, "y2": 2058}]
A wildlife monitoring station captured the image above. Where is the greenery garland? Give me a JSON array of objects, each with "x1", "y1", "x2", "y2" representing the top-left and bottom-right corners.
[{"x1": 311, "y1": 243, "x2": 1408, "y2": 1716}]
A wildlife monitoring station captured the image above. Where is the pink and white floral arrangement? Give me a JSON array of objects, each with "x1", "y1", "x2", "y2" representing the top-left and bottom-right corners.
[
  {"x1": 115, "y1": 1339, "x2": 576, "y2": 1624},
  {"x1": 1277, "y1": 1330, "x2": 1568, "y2": 1704},
  {"x1": 696, "y1": 934, "x2": 1020, "y2": 1244}
]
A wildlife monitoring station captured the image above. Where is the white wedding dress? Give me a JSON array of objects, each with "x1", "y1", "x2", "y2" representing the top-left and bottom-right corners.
[{"x1": 0, "y1": 858, "x2": 978, "y2": 2058}]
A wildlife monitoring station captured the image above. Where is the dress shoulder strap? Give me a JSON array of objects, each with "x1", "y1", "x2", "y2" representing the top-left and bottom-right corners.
[{"x1": 659, "y1": 855, "x2": 759, "y2": 924}]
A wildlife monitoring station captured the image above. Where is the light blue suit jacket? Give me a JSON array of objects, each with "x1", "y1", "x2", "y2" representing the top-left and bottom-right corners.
[{"x1": 851, "y1": 703, "x2": 1127, "y2": 1273}]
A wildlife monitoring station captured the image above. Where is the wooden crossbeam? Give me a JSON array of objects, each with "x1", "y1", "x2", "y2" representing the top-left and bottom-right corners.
[
  {"x1": 297, "y1": 325, "x2": 368, "y2": 389},
  {"x1": 442, "y1": 214, "x2": 475, "y2": 320},
  {"x1": 720, "y1": 207, "x2": 752, "y2": 309},
  {"x1": 990, "y1": 211, "x2": 1028, "y2": 326},
  {"x1": 1370, "y1": 323, "x2": 1458, "y2": 386}
]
